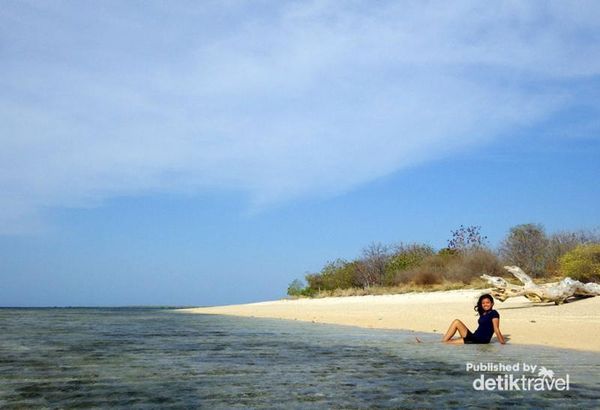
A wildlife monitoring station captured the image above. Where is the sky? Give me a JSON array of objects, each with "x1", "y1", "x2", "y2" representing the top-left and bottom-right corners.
[{"x1": 1, "y1": 1, "x2": 599, "y2": 307}]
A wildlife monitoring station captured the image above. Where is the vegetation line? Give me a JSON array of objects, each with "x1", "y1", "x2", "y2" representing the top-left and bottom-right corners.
[{"x1": 287, "y1": 224, "x2": 600, "y2": 298}]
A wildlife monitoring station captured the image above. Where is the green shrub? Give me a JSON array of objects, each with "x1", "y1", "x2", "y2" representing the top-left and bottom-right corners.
[
  {"x1": 320, "y1": 259, "x2": 360, "y2": 290},
  {"x1": 559, "y1": 244, "x2": 600, "y2": 282},
  {"x1": 287, "y1": 279, "x2": 306, "y2": 296},
  {"x1": 390, "y1": 252, "x2": 448, "y2": 286},
  {"x1": 387, "y1": 243, "x2": 435, "y2": 271},
  {"x1": 305, "y1": 273, "x2": 324, "y2": 292},
  {"x1": 426, "y1": 252, "x2": 459, "y2": 270},
  {"x1": 390, "y1": 253, "x2": 452, "y2": 286},
  {"x1": 385, "y1": 243, "x2": 434, "y2": 285},
  {"x1": 546, "y1": 230, "x2": 600, "y2": 274},
  {"x1": 304, "y1": 259, "x2": 361, "y2": 293}
]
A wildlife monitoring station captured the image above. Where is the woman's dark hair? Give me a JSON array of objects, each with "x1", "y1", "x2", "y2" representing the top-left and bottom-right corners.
[{"x1": 474, "y1": 294, "x2": 494, "y2": 316}]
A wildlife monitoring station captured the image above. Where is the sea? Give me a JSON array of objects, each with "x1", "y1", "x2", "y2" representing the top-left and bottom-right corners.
[{"x1": 0, "y1": 308, "x2": 598, "y2": 409}]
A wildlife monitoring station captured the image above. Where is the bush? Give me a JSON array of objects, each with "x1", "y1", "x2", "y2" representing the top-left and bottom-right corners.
[
  {"x1": 385, "y1": 243, "x2": 434, "y2": 285},
  {"x1": 444, "y1": 248, "x2": 504, "y2": 284},
  {"x1": 412, "y1": 270, "x2": 443, "y2": 286},
  {"x1": 320, "y1": 259, "x2": 361, "y2": 290},
  {"x1": 396, "y1": 248, "x2": 502, "y2": 285},
  {"x1": 392, "y1": 269, "x2": 416, "y2": 285},
  {"x1": 392, "y1": 253, "x2": 455, "y2": 286},
  {"x1": 438, "y1": 248, "x2": 459, "y2": 257},
  {"x1": 304, "y1": 259, "x2": 361, "y2": 293},
  {"x1": 305, "y1": 273, "x2": 325, "y2": 292},
  {"x1": 425, "y1": 252, "x2": 459, "y2": 271},
  {"x1": 287, "y1": 279, "x2": 305, "y2": 296},
  {"x1": 546, "y1": 230, "x2": 600, "y2": 274},
  {"x1": 559, "y1": 244, "x2": 600, "y2": 282}
]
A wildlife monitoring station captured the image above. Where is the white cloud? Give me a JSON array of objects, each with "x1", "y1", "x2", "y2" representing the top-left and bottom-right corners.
[{"x1": 1, "y1": 0, "x2": 599, "y2": 232}]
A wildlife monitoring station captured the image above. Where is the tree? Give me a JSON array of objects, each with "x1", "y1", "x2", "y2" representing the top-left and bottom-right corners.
[
  {"x1": 304, "y1": 273, "x2": 324, "y2": 293},
  {"x1": 447, "y1": 225, "x2": 488, "y2": 252},
  {"x1": 355, "y1": 242, "x2": 390, "y2": 288},
  {"x1": 287, "y1": 279, "x2": 306, "y2": 296},
  {"x1": 499, "y1": 223, "x2": 548, "y2": 277}
]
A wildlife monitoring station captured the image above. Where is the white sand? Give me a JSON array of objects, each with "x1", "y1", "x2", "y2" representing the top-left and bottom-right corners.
[{"x1": 180, "y1": 289, "x2": 600, "y2": 352}]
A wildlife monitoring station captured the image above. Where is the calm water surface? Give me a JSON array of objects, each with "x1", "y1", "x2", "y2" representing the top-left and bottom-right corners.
[{"x1": 0, "y1": 308, "x2": 598, "y2": 408}]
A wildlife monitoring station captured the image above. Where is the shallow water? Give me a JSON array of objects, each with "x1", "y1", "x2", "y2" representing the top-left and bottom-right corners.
[{"x1": 0, "y1": 308, "x2": 598, "y2": 408}]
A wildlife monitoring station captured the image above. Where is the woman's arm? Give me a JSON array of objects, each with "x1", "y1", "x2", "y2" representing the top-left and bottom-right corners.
[{"x1": 492, "y1": 318, "x2": 506, "y2": 344}]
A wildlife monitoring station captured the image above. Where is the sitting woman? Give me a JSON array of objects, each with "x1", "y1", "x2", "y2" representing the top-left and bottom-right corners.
[{"x1": 442, "y1": 293, "x2": 506, "y2": 345}]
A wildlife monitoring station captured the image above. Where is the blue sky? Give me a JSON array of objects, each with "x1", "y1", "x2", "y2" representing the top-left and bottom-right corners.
[{"x1": 1, "y1": 1, "x2": 599, "y2": 306}]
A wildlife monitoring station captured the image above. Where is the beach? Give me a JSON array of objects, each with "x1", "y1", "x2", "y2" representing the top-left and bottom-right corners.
[{"x1": 181, "y1": 289, "x2": 600, "y2": 352}]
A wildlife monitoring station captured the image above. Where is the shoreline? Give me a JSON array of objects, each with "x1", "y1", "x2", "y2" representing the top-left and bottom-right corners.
[{"x1": 179, "y1": 289, "x2": 600, "y2": 353}]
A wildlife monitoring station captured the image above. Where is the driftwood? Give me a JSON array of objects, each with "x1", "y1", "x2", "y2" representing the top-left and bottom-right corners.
[{"x1": 481, "y1": 266, "x2": 600, "y2": 305}]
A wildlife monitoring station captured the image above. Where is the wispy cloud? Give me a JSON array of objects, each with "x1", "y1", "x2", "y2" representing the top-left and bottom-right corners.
[{"x1": 1, "y1": 0, "x2": 599, "y2": 232}]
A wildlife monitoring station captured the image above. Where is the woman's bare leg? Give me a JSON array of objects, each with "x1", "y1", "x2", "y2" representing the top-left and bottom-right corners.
[
  {"x1": 445, "y1": 337, "x2": 465, "y2": 344},
  {"x1": 442, "y1": 319, "x2": 469, "y2": 342}
]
